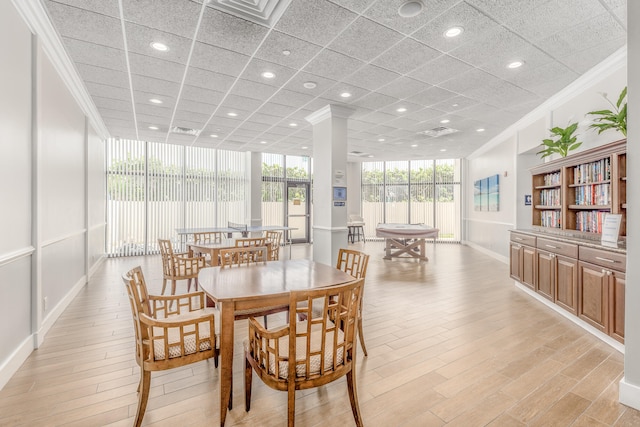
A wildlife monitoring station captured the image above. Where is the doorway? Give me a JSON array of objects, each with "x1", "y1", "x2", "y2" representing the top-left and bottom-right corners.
[{"x1": 287, "y1": 182, "x2": 310, "y2": 243}]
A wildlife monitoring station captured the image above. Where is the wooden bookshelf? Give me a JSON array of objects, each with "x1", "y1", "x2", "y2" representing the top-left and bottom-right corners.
[{"x1": 530, "y1": 139, "x2": 626, "y2": 240}]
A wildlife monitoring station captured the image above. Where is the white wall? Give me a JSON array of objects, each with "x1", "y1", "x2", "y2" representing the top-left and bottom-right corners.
[
  {"x1": 466, "y1": 49, "x2": 627, "y2": 261},
  {"x1": 0, "y1": 1, "x2": 106, "y2": 389}
]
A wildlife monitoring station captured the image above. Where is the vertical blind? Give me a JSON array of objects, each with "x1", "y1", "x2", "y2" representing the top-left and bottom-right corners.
[{"x1": 106, "y1": 138, "x2": 248, "y2": 256}]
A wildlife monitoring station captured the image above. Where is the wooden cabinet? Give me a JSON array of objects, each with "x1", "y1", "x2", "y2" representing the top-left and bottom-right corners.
[
  {"x1": 509, "y1": 230, "x2": 625, "y2": 343},
  {"x1": 510, "y1": 232, "x2": 536, "y2": 290},
  {"x1": 530, "y1": 139, "x2": 626, "y2": 240}
]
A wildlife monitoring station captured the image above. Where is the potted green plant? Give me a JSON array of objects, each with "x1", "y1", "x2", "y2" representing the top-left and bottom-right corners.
[
  {"x1": 586, "y1": 86, "x2": 627, "y2": 137},
  {"x1": 537, "y1": 122, "x2": 582, "y2": 159}
]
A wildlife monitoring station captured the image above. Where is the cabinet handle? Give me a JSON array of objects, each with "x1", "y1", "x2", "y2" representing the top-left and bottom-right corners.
[
  {"x1": 595, "y1": 256, "x2": 618, "y2": 264},
  {"x1": 513, "y1": 237, "x2": 523, "y2": 241},
  {"x1": 545, "y1": 244, "x2": 558, "y2": 249}
]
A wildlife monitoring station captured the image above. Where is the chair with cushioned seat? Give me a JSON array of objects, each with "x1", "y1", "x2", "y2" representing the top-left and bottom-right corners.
[
  {"x1": 122, "y1": 266, "x2": 218, "y2": 427},
  {"x1": 336, "y1": 248, "x2": 370, "y2": 356},
  {"x1": 158, "y1": 239, "x2": 206, "y2": 295},
  {"x1": 244, "y1": 279, "x2": 365, "y2": 427}
]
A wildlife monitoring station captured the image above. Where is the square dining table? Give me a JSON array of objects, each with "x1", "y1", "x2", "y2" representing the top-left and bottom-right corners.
[{"x1": 197, "y1": 259, "x2": 356, "y2": 426}]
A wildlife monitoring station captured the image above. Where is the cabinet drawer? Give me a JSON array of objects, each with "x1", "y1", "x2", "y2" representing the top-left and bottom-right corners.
[
  {"x1": 536, "y1": 238, "x2": 578, "y2": 258},
  {"x1": 511, "y1": 232, "x2": 536, "y2": 246},
  {"x1": 579, "y1": 246, "x2": 626, "y2": 271}
]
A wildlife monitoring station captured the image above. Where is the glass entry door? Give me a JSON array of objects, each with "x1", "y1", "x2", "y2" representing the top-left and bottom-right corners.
[{"x1": 287, "y1": 183, "x2": 310, "y2": 243}]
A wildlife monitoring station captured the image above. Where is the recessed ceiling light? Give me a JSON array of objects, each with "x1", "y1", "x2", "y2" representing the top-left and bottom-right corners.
[
  {"x1": 301, "y1": 146, "x2": 308, "y2": 149},
  {"x1": 440, "y1": 148, "x2": 447, "y2": 152},
  {"x1": 149, "y1": 98, "x2": 163, "y2": 104},
  {"x1": 260, "y1": 140, "x2": 267, "y2": 144},
  {"x1": 282, "y1": 50, "x2": 291, "y2": 56},
  {"x1": 378, "y1": 138, "x2": 385, "y2": 142},
  {"x1": 396, "y1": 107, "x2": 407, "y2": 112},
  {"x1": 227, "y1": 112, "x2": 238, "y2": 117},
  {"x1": 444, "y1": 27, "x2": 463, "y2": 38},
  {"x1": 508, "y1": 60, "x2": 524, "y2": 69},
  {"x1": 210, "y1": 134, "x2": 219, "y2": 138},
  {"x1": 289, "y1": 123, "x2": 298, "y2": 127},
  {"x1": 477, "y1": 128, "x2": 485, "y2": 132},
  {"x1": 452, "y1": 103, "x2": 459, "y2": 107},
  {"x1": 148, "y1": 126, "x2": 159, "y2": 130},
  {"x1": 411, "y1": 144, "x2": 418, "y2": 147},
  {"x1": 368, "y1": 155, "x2": 374, "y2": 158},
  {"x1": 262, "y1": 71, "x2": 276, "y2": 79},
  {"x1": 398, "y1": 1, "x2": 424, "y2": 18},
  {"x1": 340, "y1": 92, "x2": 352, "y2": 98},
  {"x1": 440, "y1": 119, "x2": 450, "y2": 124},
  {"x1": 150, "y1": 42, "x2": 169, "y2": 52},
  {"x1": 303, "y1": 81, "x2": 317, "y2": 89}
]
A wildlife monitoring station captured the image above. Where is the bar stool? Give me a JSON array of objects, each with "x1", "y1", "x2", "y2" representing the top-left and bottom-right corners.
[{"x1": 348, "y1": 215, "x2": 366, "y2": 244}]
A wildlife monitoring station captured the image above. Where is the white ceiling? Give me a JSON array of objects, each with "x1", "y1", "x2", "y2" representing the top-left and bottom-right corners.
[{"x1": 42, "y1": 0, "x2": 627, "y2": 161}]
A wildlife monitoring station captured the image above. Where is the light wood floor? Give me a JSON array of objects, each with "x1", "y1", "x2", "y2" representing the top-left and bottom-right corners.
[{"x1": 1, "y1": 242, "x2": 639, "y2": 426}]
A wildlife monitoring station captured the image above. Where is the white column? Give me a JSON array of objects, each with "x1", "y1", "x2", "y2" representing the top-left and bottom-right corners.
[
  {"x1": 246, "y1": 151, "x2": 262, "y2": 232},
  {"x1": 619, "y1": 2, "x2": 640, "y2": 410},
  {"x1": 306, "y1": 105, "x2": 354, "y2": 267}
]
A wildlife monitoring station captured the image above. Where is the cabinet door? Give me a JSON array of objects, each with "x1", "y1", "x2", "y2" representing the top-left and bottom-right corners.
[
  {"x1": 521, "y1": 245, "x2": 536, "y2": 290},
  {"x1": 578, "y1": 261, "x2": 608, "y2": 333},
  {"x1": 555, "y1": 255, "x2": 578, "y2": 315},
  {"x1": 536, "y1": 250, "x2": 554, "y2": 301},
  {"x1": 609, "y1": 270, "x2": 625, "y2": 343},
  {"x1": 510, "y1": 243, "x2": 522, "y2": 281}
]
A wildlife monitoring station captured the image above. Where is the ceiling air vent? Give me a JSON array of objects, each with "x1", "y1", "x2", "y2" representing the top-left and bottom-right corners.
[
  {"x1": 349, "y1": 151, "x2": 372, "y2": 158},
  {"x1": 208, "y1": 0, "x2": 292, "y2": 27},
  {"x1": 171, "y1": 126, "x2": 201, "y2": 136},
  {"x1": 417, "y1": 127, "x2": 459, "y2": 137}
]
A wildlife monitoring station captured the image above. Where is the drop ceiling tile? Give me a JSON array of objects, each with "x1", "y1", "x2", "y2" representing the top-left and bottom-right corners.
[
  {"x1": 478, "y1": 45, "x2": 555, "y2": 80},
  {"x1": 359, "y1": 111, "x2": 397, "y2": 124},
  {"x1": 129, "y1": 53, "x2": 186, "y2": 82},
  {"x1": 429, "y1": 95, "x2": 479, "y2": 113},
  {"x1": 239, "y1": 58, "x2": 298, "y2": 87},
  {"x1": 86, "y1": 82, "x2": 131, "y2": 101},
  {"x1": 372, "y1": 38, "x2": 440, "y2": 74},
  {"x1": 174, "y1": 98, "x2": 216, "y2": 116},
  {"x1": 351, "y1": 92, "x2": 398, "y2": 110},
  {"x1": 123, "y1": 0, "x2": 202, "y2": 39},
  {"x1": 181, "y1": 85, "x2": 225, "y2": 105},
  {"x1": 438, "y1": 68, "x2": 502, "y2": 94},
  {"x1": 321, "y1": 84, "x2": 369, "y2": 103},
  {"x1": 249, "y1": 112, "x2": 282, "y2": 126},
  {"x1": 561, "y1": 36, "x2": 626, "y2": 74},
  {"x1": 198, "y1": 7, "x2": 269, "y2": 55},
  {"x1": 376, "y1": 77, "x2": 430, "y2": 99},
  {"x1": 47, "y1": 0, "x2": 120, "y2": 17},
  {"x1": 448, "y1": 26, "x2": 530, "y2": 68},
  {"x1": 102, "y1": 117, "x2": 135, "y2": 128},
  {"x1": 329, "y1": 17, "x2": 404, "y2": 62},
  {"x1": 184, "y1": 68, "x2": 236, "y2": 93},
  {"x1": 275, "y1": 0, "x2": 357, "y2": 45},
  {"x1": 254, "y1": 30, "x2": 324, "y2": 69},
  {"x1": 343, "y1": 64, "x2": 400, "y2": 91},
  {"x1": 256, "y1": 102, "x2": 298, "y2": 118},
  {"x1": 220, "y1": 94, "x2": 265, "y2": 112},
  {"x1": 229, "y1": 79, "x2": 279, "y2": 100},
  {"x1": 174, "y1": 109, "x2": 211, "y2": 124},
  {"x1": 537, "y1": 13, "x2": 625, "y2": 59},
  {"x1": 243, "y1": 121, "x2": 272, "y2": 133},
  {"x1": 509, "y1": 0, "x2": 608, "y2": 42},
  {"x1": 506, "y1": 61, "x2": 578, "y2": 95},
  {"x1": 408, "y1": 55, "x2": 473, "y2": 86},
  {"x1": 131, "y1": 74, "x2": 181, "y2": 97},
  {"x1": 189, "y1": 42, "x2": 251, "y2": 75},
  {"x1": 45, "y1": 2, "x2": 124, "y2": 49},
  {"x1": 62, "y1": 37, "x2": 126, "y2": 71},
  {"x1": 76, "y1": 63, "x2": 129, "y2": 88},
  {"x1": 124, "y1": 23, "x2": 193, "y2": 64},
  {"x1": 407, "y1": 86, "x2": 457, "y2": 106},
  {"x1": 303, "y1": 49, "x2": 366, "y2": 81},
  {"x1": 283, "y1": 72, "x2": 338, "y2": 97},
  {"x1": 364, "y1": 0, "x2": 452, "y2": 34},
  {"x1": 98, "y1": 107, "x2": 133, "y2": 120},
  {"x1": 269, "y1": 89, "x2": 315, "y2": 108},
  {"x1": 411, "y1": 2, "x2": 499, "y2": 53},
  {"x1": 133, "y1": 90, "x2": 176, "y2": 107},
  {"x1": 136, "y1": 103, "x2": 173, "y2": 119},
  {"x1": 464, "y1": 0, "x2": 551, "y2": 24}
]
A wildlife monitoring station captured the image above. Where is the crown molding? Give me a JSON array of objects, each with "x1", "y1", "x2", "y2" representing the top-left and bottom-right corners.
[
  {"x1": 305, "y1": 104, "x2": 355, "y2": 125},
  {"x1": 11, "y1": 0, "x2": 110, "y2": 139}
]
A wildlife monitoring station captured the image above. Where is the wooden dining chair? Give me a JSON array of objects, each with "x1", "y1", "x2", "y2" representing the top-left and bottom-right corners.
[
  {"x1": 123, "y1": 266, "x2": 218, "y2": 427},
  {"x1": 218, "y1": 246, "x2": 287, "y2": 327},
  {"x1": 158, "y1": 239, "x2": 206, "y2": 295},
  {"x1": 337, "y1": 248, "x2": 370, "y2": 356},
  {"x1": 264, "y1": 230, "x2": 282, "y2": 260},
  {"x1": 244, "y1": 279, "x2": 365, "y2": 427},
  {"x1": 193, "y1": 231, "x2": 223, "y2": 244}
]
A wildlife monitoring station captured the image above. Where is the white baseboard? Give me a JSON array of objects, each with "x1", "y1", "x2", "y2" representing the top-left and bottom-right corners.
[
  {"x1": 620, "y1": 377, "x2": 640, "y2": 411},
  {"x1": 514, "y1": 281, "x2": 624, "y2": 354},
  {"x1": 0, "y1": 336, "x2": 33, "y2": 390}
]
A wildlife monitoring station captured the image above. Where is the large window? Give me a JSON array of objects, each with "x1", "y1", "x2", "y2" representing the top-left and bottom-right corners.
[
  {"x1": 106, "y1": 139, "x2": 248, "y2": 256},
  {"x1": 361, "y1": 159, "x2": 461, "y2": 242}
]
